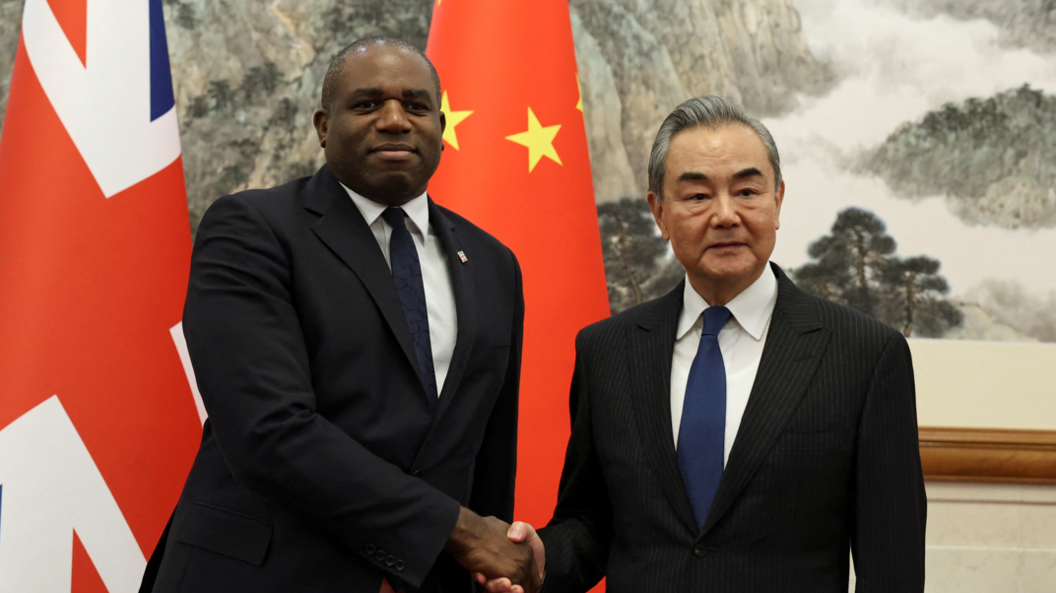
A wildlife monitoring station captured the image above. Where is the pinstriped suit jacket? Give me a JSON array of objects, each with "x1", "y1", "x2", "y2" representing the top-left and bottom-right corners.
[{"x1": 538, "y1": 264, "x2": 926, "y2": 593}]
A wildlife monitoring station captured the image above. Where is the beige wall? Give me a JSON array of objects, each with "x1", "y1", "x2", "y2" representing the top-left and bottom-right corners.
[
  {"x1": 852, "y1": 341, "x2": 1056, "y2": 591},
  {"x1": 909, "y1": 339, "x2": 1056, "y2": 430},
  {"x1": 850, "y1": 481, "x2": 1056, "y2": 592}
]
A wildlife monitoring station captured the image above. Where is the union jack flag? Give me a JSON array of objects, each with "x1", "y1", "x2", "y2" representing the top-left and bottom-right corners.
[{"x1": 0, "y1": 1, "x2": 202, "y2": 590}]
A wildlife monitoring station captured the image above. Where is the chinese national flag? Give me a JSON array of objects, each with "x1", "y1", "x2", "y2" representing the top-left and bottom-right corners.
[
  {"x1": 0, "y1": 0, "x2": 201, "y2": 591},
  {"x1": 426, "y1": 1, "x2": 610, "y2": 589}
]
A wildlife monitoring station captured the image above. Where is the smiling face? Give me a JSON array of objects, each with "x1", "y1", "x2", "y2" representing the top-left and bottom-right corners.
[
  {"x1": 647, "y1": 124, "x2": 784, "y2": 305},
  {"x1": 313, "y1": 44, "x2": 445, "y2": 206}
]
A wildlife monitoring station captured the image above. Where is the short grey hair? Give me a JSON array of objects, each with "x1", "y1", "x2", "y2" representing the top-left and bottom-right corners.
[{"x1": 647, "y1": 96, "x2": 781, "y2": 200}]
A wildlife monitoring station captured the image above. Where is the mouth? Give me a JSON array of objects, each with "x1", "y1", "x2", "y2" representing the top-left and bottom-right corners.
[
  {"x1": 707, "y1": 241, "x2": 747, "y2": 251},
  {"x1": 371, "y1": 143, "x2": 417, "y2": 160}
]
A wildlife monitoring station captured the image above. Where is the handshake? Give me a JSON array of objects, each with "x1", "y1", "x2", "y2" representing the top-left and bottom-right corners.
[{"x1": 444, "y1": 507, "x2": 546, "y2": 593}]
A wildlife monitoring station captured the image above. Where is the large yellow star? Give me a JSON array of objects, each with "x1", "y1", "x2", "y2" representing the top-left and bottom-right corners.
[
  {"x1": 505, "y1": 107, "x2": 562, "y2": 172},
  {"x1": 440, "y1": 91, "x2": 473, "y2": 150}
]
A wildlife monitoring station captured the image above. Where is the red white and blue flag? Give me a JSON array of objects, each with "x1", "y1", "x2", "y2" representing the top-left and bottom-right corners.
[{"x1": 0, "y1": 1, "x2": 202, "y2": 591}]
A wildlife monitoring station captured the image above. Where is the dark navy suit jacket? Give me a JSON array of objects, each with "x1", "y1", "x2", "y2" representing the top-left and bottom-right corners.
[{"x1": 144, "y1": 166, "x2": 524, "y2": 593}]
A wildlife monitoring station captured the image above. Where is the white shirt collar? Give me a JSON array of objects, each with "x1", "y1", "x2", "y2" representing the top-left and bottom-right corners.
[
  {"x1": 340, "y1": 182, "x2": 431, "y2": 238},
  {"x1": 676, "y1": 264, "x2": 779, "y2": 341}
]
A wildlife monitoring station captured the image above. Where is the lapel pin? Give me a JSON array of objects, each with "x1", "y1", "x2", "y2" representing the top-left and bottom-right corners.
[{"x1": 457, "y1": 250, "x2": 468, "y2": 263}]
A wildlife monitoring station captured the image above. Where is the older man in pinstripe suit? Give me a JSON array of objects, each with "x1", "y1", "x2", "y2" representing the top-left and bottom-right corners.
[{"x1": 482, "y1": 96, "x2": 926, "y2": 593}]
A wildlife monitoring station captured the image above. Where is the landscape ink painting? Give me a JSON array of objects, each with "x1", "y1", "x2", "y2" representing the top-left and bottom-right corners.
[
  {"x1": 587, "y1": 0, "x2": 1056, "y2": 345},
  {"x1": 767, "y1": 0, "x2": 1056, "y2": 344}
]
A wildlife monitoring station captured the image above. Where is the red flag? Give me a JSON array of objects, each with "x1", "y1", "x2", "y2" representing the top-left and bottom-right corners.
[
  {"x1": 426, "y1": 1, "x2": 610, "y2": 587},
  {"x1": 0, "y1": 0, "x2": 201, "y2": 590}
]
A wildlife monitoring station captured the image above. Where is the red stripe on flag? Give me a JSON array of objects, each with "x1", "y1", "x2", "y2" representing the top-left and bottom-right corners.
[
  {"x1": 46, "y1": 0, "x2": 88, "y2": 66},
  {"x1": 72, "y1": 531, "x2": 107, "y2": 593}
]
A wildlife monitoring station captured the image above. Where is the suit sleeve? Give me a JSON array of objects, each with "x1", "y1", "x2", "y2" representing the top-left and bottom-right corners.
[
  {"x1": 537, "y1": 332, "x2": 613, "y2": 593},
  {"x1": 851, "y1": 331, "x2": 927, "y2": 592},
  {"x1": 468, "y1": 250, "x2": 524, "y2": 522},
  {"x1": 183, "y1": 195, "x2": 460, "y2": 588}
]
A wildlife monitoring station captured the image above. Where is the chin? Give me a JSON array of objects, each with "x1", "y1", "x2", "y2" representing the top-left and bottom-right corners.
[{"x1": 699, "y1": 256, "x2": 761, "y2": 279}]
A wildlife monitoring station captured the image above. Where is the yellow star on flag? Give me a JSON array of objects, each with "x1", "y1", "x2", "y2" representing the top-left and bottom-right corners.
[
  {"x1": 440, "y1": 91, "x2": 473, "y2": 150},
  {"x1": 576, "y1": 74, "x2": 583, "y2": 112},
  {"x1": 505, "y1": 107, "x2": 562, "y2": 172}
]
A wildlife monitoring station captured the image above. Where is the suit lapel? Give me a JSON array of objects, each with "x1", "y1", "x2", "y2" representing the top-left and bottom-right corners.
[
  {"x1": 411, "y1": 202, "x2": 481, "y2": 470},
  {"x1": 426, "y1": 201, "x2": 477, "y2": 423},
  {"x1": 701, "y1": 265, "x2": 831, "y2": 535},
  {"x1": 627, "y1": 282, "x2": 701, "y2": 534},
  {"x1": 304, "y1": 167, "x2": 422, "y2": 383}
]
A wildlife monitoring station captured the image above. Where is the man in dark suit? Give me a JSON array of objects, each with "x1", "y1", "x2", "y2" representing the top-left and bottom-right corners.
[
  {"x1": 487, "y1": 96, "x2": 926, "y2": 593},
  {"x1": 141, "y1": 37, "x2": 540, "y2": 593}
]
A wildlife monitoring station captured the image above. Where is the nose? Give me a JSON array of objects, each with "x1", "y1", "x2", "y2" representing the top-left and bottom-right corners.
[
  {"x1": 711, "y1": 194, "x2": 739, "y2": 227},
  {"x1": 376, "y1": 100, "x2": 412, "y2": 133}
]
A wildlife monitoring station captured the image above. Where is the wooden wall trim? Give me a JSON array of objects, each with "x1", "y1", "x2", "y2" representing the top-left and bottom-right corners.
[{"x1": 919, "y1": 427, "x2": 1056, "y2": 484}]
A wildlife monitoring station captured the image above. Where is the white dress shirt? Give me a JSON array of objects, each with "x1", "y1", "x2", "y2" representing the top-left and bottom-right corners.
[
  {"x1": 342, "y1": 183, "x2": 458, "y2": 395},
  {"x1": 670, "y1": 266, "x2": 778, "y2": 466}
]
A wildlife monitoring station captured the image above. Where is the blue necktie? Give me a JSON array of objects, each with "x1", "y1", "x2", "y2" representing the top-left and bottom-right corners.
[
  {"x1": 381, "y1": 207, "x2": 438, "y2": 408},
  {"x1": 677, "y1": 305, "x2": 732, "y2": 528}
]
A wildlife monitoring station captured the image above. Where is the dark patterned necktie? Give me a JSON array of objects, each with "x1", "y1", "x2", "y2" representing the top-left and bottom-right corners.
[
  {"x1": 678, "y1": 305, "x2": 732, "y2": 528},
  {"x1": 381, "y1": 207, "x2": 438, "y2": 408}
]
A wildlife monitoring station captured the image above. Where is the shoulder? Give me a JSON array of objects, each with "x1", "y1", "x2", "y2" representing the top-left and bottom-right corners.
[
  {"x1": 777, "y1": 279, "x2": 911, "y2": 381},
  {"x1": 431, "y1": 201, "x2": 518, "y2": 266},
  {"x1": 807, "y1": 292, "x2": 902, "y2": 348},
  {"x1": 204, "y1": 175, "x2": 313, "y2": 221},
  {"x1": 431, "y1": 202, "x2": 508, "y2": 250},
  {"x1": 195, "y1": 170, "x2": 335, "y2": 250},
  {"x1": 773, "y1": 266, "x2": 900, "y2": 347},
  {"x1": 576, "y1": 284, "x2": 681, "y2": 350}
]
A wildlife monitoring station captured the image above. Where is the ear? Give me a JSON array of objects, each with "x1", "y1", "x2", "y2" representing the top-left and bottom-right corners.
[
  {"x1": 774, "y1": 179, "x2": 785, "y2": 230},
  {"x1": 439, "y1": 110, "x2": 447, "y2": 151},
  {"x1": 646, "y1": 191, "x2": 670, "y2": 241},
  {"x1": 313, "y1": 108, "x2": 330, "y2": 148}
]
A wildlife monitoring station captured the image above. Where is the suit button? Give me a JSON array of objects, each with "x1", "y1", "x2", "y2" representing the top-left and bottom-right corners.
[
  {"x1": 395, "y1": 560, "x2": 405, "y2": 572},
  {"x1": 366, "y1": 544, "x2": 377, "y2": 555},
  {"x1": 385, "y1": 555, "x2": 395, "y2": 566},
  {"x1": 412, "y1": 470, "x2": 423, "y2": 477},
  {"x1": 375, "y1": 549, "x2": 387, "y2": 562},
  {"x1": 693, "y1": 545, "x2": 706, "y2": 557}
]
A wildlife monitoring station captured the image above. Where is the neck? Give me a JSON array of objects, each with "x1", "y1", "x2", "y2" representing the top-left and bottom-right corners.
[
  {"x1": 357, "y1": 188, "x2": 420, "y2": 208},
  {"x1": 688, "y1": 266, "x2": 767, "y2": 306}
]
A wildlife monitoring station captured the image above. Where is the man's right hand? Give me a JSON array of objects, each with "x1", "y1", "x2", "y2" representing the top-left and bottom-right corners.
[
  {"x1": 476, "y1": 521, "x2": 546, "y2": 593},
  {"x1": 444, "y1": 507, "x2": 541, "y2": 593}
]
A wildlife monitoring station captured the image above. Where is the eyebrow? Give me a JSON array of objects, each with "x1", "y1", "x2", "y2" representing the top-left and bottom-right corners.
[
  {"x1": 348, "y1": 88, "x2": 382, "y2": 101},
  {"x1": 733, "y1": 167, "x2": 765, "y2": 180},
  {"x1": 676, "y1": 167, "x2": 765, "y2": 183},
  {"x1": 347, "y1": 88, "x2": 434, "y2": 104},
  {"x1": 402, "y1": 89, "x2": 433, "y2": 103},
  {"x1": 677, "y1": 171, "x2": 709, "y2": 183}
]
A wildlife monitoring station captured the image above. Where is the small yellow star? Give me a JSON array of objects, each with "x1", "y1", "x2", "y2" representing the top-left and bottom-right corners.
[
  {"x1": 440, "y1": 91, "x2": 473, "y2": 150},
  {"x1": 576, "y1": 74, "x2": 583, "y2": 112},
  {"x1": 505, "y1": 107, "x2": 562, "y2": 172}
]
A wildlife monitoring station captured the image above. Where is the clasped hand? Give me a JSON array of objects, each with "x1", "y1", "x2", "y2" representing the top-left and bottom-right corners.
[
  {"x1": 473, "y1": 522, "x2": 545, "y2": 593},
  {"x1": 445, "y1": 509, "x2": 544, "y2": 593}
]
